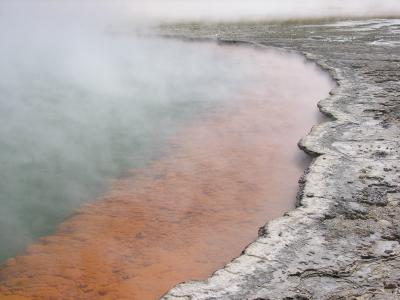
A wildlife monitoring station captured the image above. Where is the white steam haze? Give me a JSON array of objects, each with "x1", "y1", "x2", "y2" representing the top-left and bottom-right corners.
[
  {"x1": 0, "y1": 1, "x2": 256, "y2": 260},
  {"x1": 0, "y1": 0, "x2": 399, "y2": 261},
  {"x1": 131, "y1": 0, "x2": 400, "y2": 22}
]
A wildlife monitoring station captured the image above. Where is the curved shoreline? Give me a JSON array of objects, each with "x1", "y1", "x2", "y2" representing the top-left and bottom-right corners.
[
  {"x1": 161, "y1": 38, "x2": 344, "y2": 300},
  {"x1": 162, "y1": 19, "x2": 400, "y2": 299}
]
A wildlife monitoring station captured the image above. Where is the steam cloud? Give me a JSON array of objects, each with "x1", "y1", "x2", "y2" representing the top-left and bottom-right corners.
[
  {"x1": 130, "y1": 0, "x2": 400, "y2": 22},
  {"x1": 0, "y1": 1, "x2": 255, "y2": 260}
]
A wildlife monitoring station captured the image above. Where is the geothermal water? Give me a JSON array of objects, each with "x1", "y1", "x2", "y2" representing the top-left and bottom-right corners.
[
  {"x1": 0, "y1": 34, "x2": 256, "y2": 261},
  {"x1": 0, "y1": 41, "x2": 334, "y2": 299}
]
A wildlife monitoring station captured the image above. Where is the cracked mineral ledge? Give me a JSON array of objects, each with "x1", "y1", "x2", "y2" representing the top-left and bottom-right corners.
[{"x1": 160, "y1": 19, "x2": 400, "y2": 300}]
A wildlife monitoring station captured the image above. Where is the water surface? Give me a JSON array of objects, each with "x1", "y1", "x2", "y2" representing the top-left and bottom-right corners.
[
  {"x1": 0, "y1": 42, "x2": 334, "y2": 300},
  {"x1": 0, "y1": 37, "x2": 253, "y2": 261}
]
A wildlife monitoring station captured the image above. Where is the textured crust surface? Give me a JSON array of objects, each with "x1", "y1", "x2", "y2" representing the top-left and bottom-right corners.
[{"x1": 160, "y1": 19, "x2": 400, "y2": 299}]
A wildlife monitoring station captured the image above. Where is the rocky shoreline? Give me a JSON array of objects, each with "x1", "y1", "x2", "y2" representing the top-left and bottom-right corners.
[{"x1": 160, "y1": 19, "x2": 400, "y2": 299}]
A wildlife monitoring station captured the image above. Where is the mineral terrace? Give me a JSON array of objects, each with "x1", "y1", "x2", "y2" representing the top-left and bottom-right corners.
[{"x1": 159, "y1": 19, "x2": 400, "y2": 299}]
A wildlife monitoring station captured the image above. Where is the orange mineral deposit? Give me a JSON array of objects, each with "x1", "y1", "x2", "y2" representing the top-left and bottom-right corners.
[{"x1": 0, "y1": 43, "x2": 334, "y2": 300}]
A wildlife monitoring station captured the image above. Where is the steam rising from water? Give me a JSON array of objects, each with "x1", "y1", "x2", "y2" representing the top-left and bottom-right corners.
[{"x1": 0, "y1": 2, "x2": 256, "y2": 261}]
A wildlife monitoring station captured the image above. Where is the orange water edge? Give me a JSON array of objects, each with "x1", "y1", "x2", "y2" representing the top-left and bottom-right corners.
[{"x1": 0, "y1": 44, "x2": 334, "y2": 300}]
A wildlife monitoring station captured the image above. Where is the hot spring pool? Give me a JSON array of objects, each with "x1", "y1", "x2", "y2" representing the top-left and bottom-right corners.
[{"x1": 0, "y1": 39, "x2": 334, "y2": 299}]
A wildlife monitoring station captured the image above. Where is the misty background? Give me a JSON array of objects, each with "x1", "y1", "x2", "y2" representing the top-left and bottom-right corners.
[
  {"x1": 132, "y1": 0, "x2": 400, "y2": 22},
  {"x1": 1, "y1": 0, "x2": 399, "y2": 261}
]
